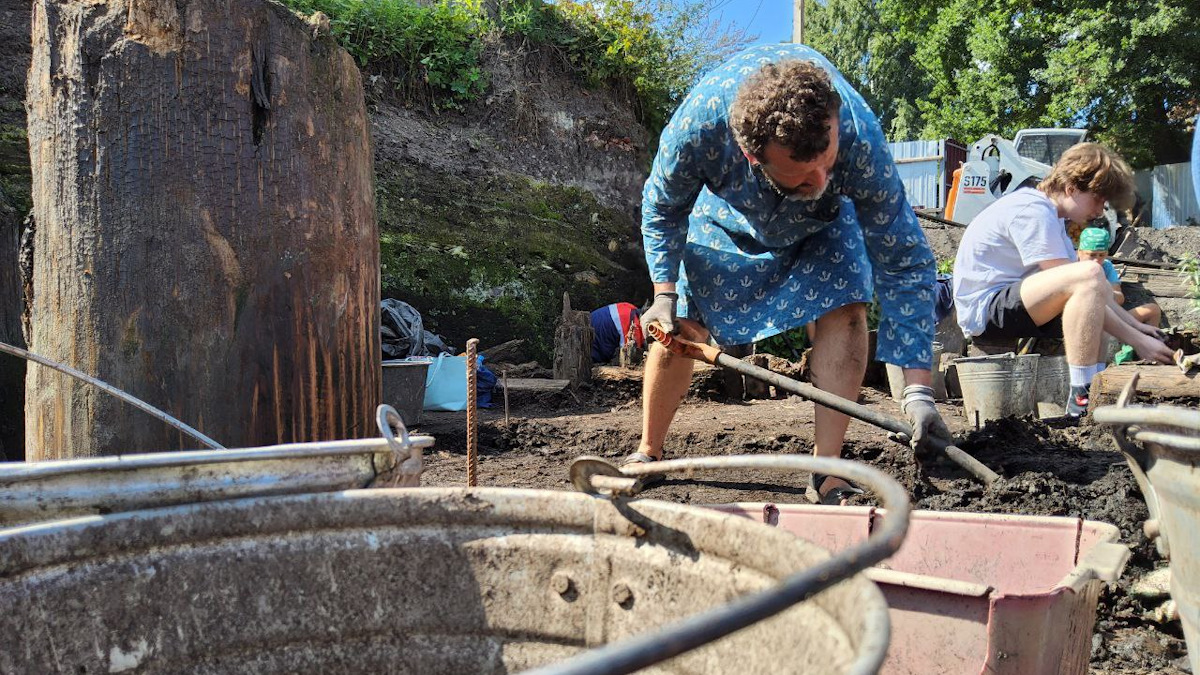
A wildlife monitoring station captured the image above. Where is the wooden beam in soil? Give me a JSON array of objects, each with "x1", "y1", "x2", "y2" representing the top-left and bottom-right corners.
[{"x1": 1089, "y1": 364, "x2": 1200, "y2": 412}]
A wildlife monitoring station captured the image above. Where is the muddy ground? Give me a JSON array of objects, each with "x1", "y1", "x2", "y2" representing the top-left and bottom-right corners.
[{"x1": 411, "y1": 365, "x2": 1190, "y2": 674}]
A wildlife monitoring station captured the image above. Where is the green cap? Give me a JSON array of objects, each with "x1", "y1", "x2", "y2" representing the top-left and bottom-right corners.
[{"x1": 1078, "y1": 227, "x2": 1110, "y2": 252}]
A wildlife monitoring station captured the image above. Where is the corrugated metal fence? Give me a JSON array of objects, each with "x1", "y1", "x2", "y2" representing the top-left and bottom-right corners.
[
  {"x1": 888, "y1": 139, "x2": 966, "y2": 210},
  {"x1": 891, "y1": 137, "x2": 1199, "y2": 228},
  {"x1": 1137, "y1": 162, "x2": 1200, "y2": 229}
]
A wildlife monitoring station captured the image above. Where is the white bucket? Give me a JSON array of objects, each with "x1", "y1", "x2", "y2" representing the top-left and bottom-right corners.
[
  {"x1": 1034, "y1": 355, "x2": 1070, "y2": 418},
  {"x1": 953, "y1": 352, "x2": 1040, "y2": 428}
]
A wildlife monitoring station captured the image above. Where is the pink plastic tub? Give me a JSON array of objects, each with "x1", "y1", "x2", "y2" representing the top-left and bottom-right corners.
[{"x1": 706, "y1": 504, "x2": 1130, "y2": 675}]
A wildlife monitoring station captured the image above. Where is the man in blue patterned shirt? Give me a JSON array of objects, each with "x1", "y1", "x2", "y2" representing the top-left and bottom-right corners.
[{"x1": 628, "y1": 44, "x2": 946, "y2": 504}]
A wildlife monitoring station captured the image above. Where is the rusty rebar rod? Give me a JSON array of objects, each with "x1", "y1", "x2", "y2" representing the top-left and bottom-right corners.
[
  {"x1": 646, "y1": 324, "x2": 999, "y2": 486},
  {"x1": 466, "y1": 338, "x2": 479, "y2": 487}
]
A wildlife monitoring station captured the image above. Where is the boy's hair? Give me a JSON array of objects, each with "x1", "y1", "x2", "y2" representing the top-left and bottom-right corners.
[
  {"x1": 1038, "y1": 142, "x2": 1134, "y2": 209},
  {"x1": 730, "y1": 60, "x2": 842, "y2": 162}
]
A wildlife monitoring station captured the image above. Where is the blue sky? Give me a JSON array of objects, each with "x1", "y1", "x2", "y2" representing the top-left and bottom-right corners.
[{"x1": 718, "y1": 0, "x2": 793, "y2": 46}]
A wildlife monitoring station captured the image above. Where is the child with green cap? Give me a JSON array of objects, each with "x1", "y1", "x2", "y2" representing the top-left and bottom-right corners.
[{"x1": 1076, "y1": 227, "x2": 1162, "y2": 327}]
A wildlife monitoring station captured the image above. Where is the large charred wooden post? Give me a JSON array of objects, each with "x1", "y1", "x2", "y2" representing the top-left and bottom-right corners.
[
  {"x1": 25, "y1": 0, "x2": 379, "y2": 459},
  {"x1": 0, "y1": 193, "x2": 23, "y2": 461}
]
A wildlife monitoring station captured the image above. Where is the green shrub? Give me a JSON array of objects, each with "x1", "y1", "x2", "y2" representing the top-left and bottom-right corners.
[
  {"x1": 281, "y1": 0, "x2": 489, "y2": 109},
  {"x1": 280, "y1": 0, "x2": 737, "y2": 131},
  {"x1": 1180, "y1": 253, "x2": 1200, "y2": 328},
  {"x1": 756, "y1": 326, "x2": 810, "y2": 361}
]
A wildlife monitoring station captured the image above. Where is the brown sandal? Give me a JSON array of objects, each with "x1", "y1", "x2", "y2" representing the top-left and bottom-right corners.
[{"x1": 806, "y1": 473, "x2": 865, "y2": 506}]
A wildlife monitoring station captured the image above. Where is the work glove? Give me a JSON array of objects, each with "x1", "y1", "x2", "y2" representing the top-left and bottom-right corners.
[
  {"x1": 901, "y1": 384, "x2": 952, "y2": 458},
  {"x1": 641, "y1": 292, "x2": 678, "y2": 341}
]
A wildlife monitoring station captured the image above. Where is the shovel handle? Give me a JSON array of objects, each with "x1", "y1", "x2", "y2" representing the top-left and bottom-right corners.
[{"x1": 646, "y1": 323, "x2": 999, "y2": 486}]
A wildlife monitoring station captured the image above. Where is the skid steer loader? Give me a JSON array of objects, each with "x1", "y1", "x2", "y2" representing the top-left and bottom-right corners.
[{"x1": 943, "y1": 129, "x2": 1126, "y2": 250}]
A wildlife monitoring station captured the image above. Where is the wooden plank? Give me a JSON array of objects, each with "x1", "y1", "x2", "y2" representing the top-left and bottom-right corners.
[
  {"x1": 1089, "y1": 365, "x2": 1200, "y2": 412},
  {"x1": 501, "y1": 378, "x2": 571, "y2": 393}
]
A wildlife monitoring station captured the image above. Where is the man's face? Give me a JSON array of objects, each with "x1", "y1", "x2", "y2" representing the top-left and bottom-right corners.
[
  {"x1": 749, "y1": 117, "x2": 839, "y2": 202},
  {"x1": 1078, "y1": 249, "x2": 1107, "y2": 264},
  {"x1": 1062, "y1": 187, "x2": 1108, "y2": 225}
]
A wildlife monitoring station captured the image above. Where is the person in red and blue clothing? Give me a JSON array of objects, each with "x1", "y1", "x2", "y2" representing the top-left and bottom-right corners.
[{"x1": 590, "y1": 302, "x2": 645, "y2": 363}]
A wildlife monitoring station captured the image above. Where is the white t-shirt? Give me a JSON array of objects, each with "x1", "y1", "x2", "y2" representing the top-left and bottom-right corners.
[{"x1": 953, "y1": 187, "x2": 1077, "y2": 336}]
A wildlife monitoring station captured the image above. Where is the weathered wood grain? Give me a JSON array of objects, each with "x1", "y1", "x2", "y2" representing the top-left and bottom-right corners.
[{"x1": 25, "y1": 0, "x2": 378, "y2": 458}]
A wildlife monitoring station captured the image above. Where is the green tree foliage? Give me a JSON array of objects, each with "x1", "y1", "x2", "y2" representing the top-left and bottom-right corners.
[
  {"x1": 803, "y1": 0, "x2": 930, "y2": 141},
  {"x1": 805, "y1": 0, "x2": 1200, "y2": 167},
  {"x1": 498, "y1": 0, "x2": 752, "y2": 130}
]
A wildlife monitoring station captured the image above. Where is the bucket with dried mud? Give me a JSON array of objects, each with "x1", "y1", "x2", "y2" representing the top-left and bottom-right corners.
[
  {"x1": 1034, "y1": 355, "x2": 1071, "y2": 418},
  {"x1": 1098, "y1": 401, "x2": 1200, "y2": 673},
  {"x1": 0, "y1": 455, "x2": 908, "y2": 675},
  {"x1": 953, "y1": 352, "x2": 1040, "y2": 427}
]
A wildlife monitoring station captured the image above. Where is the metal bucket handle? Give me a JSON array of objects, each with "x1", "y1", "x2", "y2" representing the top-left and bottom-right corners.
[
  {"x1": 376, "y1": 404, "x2": 423, "y2": 486},
  {"x1": 543, "y1": 454, "x2": 910, "y2": 675},
  {"x1": 1095, "y1": 373, "x2": 1200, "y2": 558}
]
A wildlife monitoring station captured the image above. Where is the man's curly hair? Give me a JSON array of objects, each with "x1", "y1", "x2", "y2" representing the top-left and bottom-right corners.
[{"x1": 730, "y1": 60, "x2": 842, "y2": 162}]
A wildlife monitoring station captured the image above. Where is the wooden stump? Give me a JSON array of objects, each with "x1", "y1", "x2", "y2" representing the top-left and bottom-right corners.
[
  {"x1": 25, "y1": 0, "x2": 378, "y2": 458},
  {"x1": 1089, "y1": 365, "x2": 1200, "y2": 412},
  {"x1": 553, "y1": 293, "x2": 593, "y2": 388}
]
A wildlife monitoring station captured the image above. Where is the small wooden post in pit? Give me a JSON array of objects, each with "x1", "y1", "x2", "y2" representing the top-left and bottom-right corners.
[{"x1": 553, "y1": 293, "x2": 594, "y2": 388}]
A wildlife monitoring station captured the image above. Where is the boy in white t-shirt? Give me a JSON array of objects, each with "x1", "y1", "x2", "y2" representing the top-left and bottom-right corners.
[{"x1": 953, "y1": 143, "x2": 1173, "y2": 417}]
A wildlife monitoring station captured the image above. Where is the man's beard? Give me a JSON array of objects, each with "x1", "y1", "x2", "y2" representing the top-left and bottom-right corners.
[{"x1": 761, "y1": 171, "x2": 828, "y2": 202}]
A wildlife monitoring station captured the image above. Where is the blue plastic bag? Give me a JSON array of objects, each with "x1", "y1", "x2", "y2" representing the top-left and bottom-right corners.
[
  {"x1": 420, "y1": 354, "x2": 498, "y2": 411},
  {"x1": 422, "y1": 354, "x2": 469, "y2": 412}
]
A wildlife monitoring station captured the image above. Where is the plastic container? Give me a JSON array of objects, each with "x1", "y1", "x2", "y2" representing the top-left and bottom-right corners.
[
  {"x1": 1034, "y1": 355, "x2": 1070, "y2": 418},
  {"x1": 707, "y1": 503, "x2": 1130, "y2": 675},
  {"x1": 382, "y1": 359, "x2": 430, "y2": 425},
  {"x1": 422, "y1": 353, "x2": 469, "y2": 412},
  {"x1": 953, "y1": 352, "x2": 1040, "y2": 427}
]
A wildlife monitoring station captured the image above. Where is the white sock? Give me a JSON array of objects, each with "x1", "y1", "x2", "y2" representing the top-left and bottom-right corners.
[
  {"x1": 1092, "y1": 362, "x2": 1107, "y2": 378},
  {"x1": 1069, "y1": 364, "x2": 1093, "y2": 388}
]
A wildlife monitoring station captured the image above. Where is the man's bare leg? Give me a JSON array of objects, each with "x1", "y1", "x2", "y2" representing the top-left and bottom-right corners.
[
  {"x1": 636, "y1": 320, "x2": 706, "y2": 459},
  {"x1": 1018, "y1": 262, "x2": 1110, "y2": 365},
  {"x1": 809, "y1": 303, "x2": 869, "y2": 494}
]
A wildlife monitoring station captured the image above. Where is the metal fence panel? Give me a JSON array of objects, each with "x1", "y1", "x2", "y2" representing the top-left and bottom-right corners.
[
  {"x1": 889, "y1": 140, "x2": 943, "y2": 209},
  {"x1": 1151, "y1": 162, "x2": 1199, "y2": 229}
]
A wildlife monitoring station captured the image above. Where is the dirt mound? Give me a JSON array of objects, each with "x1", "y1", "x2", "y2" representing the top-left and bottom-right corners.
[{"x1": 1123, "y1": 226, "x2": 1200, "y2": 264}]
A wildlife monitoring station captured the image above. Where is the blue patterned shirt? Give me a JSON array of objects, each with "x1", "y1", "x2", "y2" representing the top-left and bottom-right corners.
[{"x1": 640, "y1": 44, "x2": 936, "y2": 369}]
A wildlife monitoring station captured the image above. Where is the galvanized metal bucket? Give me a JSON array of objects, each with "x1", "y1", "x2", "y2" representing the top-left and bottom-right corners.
[
  {"x1": 953, "y1": 353, "x2": 1040, "y2": 427},
  {"x1": 1097, "y1": 390, "x2": 1200, "y2": 672},
  {"x1": 0, "y1": 405, "x2": 430, "y2": 527},
  {"x1": 0, "y1": 455, "x2": 908, "y2": 675}
]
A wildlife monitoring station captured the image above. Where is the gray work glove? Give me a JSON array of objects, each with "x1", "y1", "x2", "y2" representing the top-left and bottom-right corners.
[
  {"x1": 641, "y1": 292, "x2": 678, "y2": 341},
  {"x1": 901, "y1": 384, "x2": 952, "y2": 457}
]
